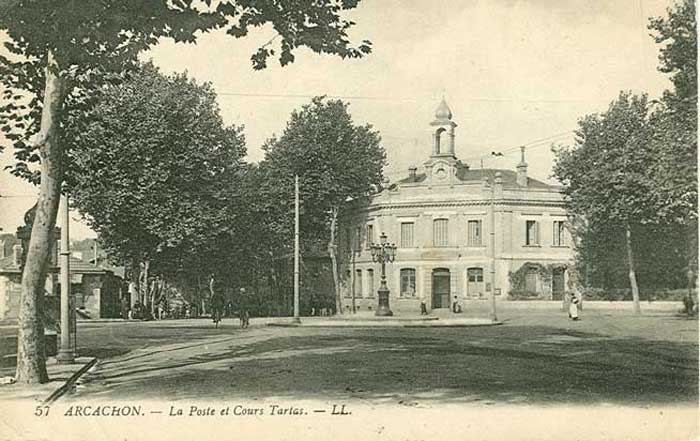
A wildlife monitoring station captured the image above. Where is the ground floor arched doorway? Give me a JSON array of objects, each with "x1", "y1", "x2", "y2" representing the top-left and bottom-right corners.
[{"x1": 432, "y1": 268, "x2": 450, "y2": 308}]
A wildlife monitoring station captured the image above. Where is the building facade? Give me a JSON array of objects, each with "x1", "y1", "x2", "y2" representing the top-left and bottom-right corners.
[
  {"x1": 0, "y1": 214, "x2": 123, "y2": 322},
  {"x1": 339, "y1": 100, "x2": 575, "y2": 314}
]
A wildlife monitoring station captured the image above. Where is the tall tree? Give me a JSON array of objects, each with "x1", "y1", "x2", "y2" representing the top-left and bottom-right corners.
[
  {"x1": 0, "y1": 0, "x2": 371, "y2": 384},
  {"x1": 648, "y1": 0, "x2": 698, "y2": 293},
  {"x1": 262, "y1": 97, "x2": 385, "y2": 314},
  {"x1": 554, "y1": 92, "x2": 655, "y2": 314},
  {"x1": 66, "y1": 63, "x2": 245, "y2": 313}
]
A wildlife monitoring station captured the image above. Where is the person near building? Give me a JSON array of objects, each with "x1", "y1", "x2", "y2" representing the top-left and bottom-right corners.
[
  {"x1": 569, "y1": 293, "x2": 580, "y2": 321},
  {"x1": 452, "y1": 296, "x2": 463, "y2": 313},
  {"x1": 420, "y1": 294, "x2": 428, "y2": 315}
]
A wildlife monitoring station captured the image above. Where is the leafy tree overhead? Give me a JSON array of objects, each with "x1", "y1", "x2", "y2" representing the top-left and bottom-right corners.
[
  {"x1": 0, "y1": 0, "x2": 372, "y2": 384},
  {"x1": 262, "y1": 97, "x2": 385, "y2": 314}
]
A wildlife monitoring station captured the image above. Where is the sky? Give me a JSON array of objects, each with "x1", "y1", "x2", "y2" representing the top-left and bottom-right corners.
[{"x1": 0, "y1": 0, "x2": 675, "y2": 239}]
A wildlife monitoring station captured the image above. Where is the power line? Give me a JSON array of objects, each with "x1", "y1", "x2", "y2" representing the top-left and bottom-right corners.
[{"x1": 216, "y1": 91, "x2": 604, "y2": 104}]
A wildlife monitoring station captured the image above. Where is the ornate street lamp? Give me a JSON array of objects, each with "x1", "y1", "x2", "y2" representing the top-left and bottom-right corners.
[{"x1": 370, "y1": 231, "x2": 396, "y2": 316}]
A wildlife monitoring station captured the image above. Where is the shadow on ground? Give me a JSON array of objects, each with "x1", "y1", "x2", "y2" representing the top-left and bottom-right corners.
[{"x1": 70, "y1": 324, "x2": 698, "y2": 405}]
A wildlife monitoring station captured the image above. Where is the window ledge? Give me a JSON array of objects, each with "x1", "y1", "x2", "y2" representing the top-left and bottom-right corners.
[
  {"x1": 551, "y1": 245, "x2": 569, "y2": 248},
  {"x1": 523, "y1": 244, "x2": 541, "y2": 248}
]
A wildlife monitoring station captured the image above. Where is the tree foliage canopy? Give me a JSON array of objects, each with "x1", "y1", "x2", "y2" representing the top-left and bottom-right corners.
[
  {"x1": 553, "y1": 92, "x2": 656, "y2": 225},
  {"x1": 66, "y1": 63, "x2": 246, "y2": 269},
  {"x1": 0, "y1": 0, "x2": 372, "y2": 179},
  {"x1": 261, "y1": 96, "x2": 386, "y2": 241}
]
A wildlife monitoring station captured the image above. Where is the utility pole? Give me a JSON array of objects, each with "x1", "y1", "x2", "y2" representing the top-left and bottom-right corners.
[
  {"x1": 489, "y1": 175, "x2": 499, "y2": 323},
  {"x1": 56, "y1": 193, "x2": 74, "y2": 363},
  {"x1": 293, "y1": 175, "x2": 301, "y2": 324}
]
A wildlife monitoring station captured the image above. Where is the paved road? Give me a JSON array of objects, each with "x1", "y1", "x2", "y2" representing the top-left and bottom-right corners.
[{"x1": 54, "y1": 309, "x2": 698, "y2": 405}]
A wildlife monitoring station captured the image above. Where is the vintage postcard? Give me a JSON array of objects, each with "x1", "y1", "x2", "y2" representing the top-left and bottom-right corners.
[{"x1": 0, "y1": 1, "x2": 697, "y2": 440}]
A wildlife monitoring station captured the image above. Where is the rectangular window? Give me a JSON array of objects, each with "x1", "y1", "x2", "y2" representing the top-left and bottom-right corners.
[
  {"x1": 467, "y1": 268, "x2": 484, "y2": 282},
  {"x1": 344, "y1": 228, "x2": 351, "y2": 253},
  {"x1": 400, "y1": 222, "x2": 415, "y2": 248},
  {"x1": 400, "y1": 268, "x2": 416, "y2": 297},
  {"x1": 366, "y1": 269, "x2": 374, "y2": 297},
  {"x1": 366, "y1": 224, "x2": 374, "y2": 249},
  {"x1": 553, "y1": 221, "x2": 565, "y2": 246},
  {"x1": 354, "y1": 269, "x2": 363, "y2": 298},
  {"x1": 467, "y1": 220, "x2": 482, "y2": 246},
  {"x1": 355, "y1": 226, "x2": 362, "y2": 252},
  {"x1": 525, "y1": 220, "x2": 539, "y2": 246},
  {"x1": 433, "y1": 219, "x2": 449, "y2": 247}
]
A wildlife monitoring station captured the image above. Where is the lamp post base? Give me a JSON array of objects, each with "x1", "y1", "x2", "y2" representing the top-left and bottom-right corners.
[{"x1": 375, "y1": 286, "x2": 394, "y2": 317}]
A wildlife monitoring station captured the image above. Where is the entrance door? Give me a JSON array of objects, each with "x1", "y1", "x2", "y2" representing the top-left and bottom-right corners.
[
  {"x1": 467, "y1": 268, "x2": 484, "y2": 298},
  {"x1": 432, "y1": 269, "x2": 450, "y2": 308},
  {"x1": 552, "y1": 268, "x2": 565, "y2": 300}
]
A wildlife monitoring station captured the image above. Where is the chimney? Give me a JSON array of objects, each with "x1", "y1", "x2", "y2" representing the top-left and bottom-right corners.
[
  {"x1": 516, "y1": 146, "x2": 528, "y2": 187},
  {"x1": 12, "y1": 244, "x2": 22, "y2": 267},
  {"x1": 408, "y1": 166, "x2": 417, "y2": 181}
]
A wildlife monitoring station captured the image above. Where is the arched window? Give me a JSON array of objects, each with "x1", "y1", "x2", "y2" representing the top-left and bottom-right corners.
[
  {"x1": 435, "y1": 127, "x2": 446, "y2": 154},
  {"x1": 400, "y1": 268, "x2": 416, "y2": 297}
]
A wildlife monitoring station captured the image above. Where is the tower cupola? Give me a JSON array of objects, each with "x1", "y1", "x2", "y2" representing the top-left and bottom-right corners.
[{"x1": 430, "y1": 98, "x2": 457, "y2": 158}]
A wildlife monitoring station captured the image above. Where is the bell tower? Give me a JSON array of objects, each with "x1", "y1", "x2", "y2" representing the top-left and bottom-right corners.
[
  {"x1": 430, "y1": 98, "x2": 457, "y2": 158},
  {"x1": 424, "y1": 98, "x2": 460, "y2": 186}
]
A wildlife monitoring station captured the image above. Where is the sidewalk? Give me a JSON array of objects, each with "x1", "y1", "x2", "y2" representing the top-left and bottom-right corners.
[
  {"x1": 268, "y1": 314, "x2": 499, "y2": 327},
  {"x1": 0, "y1": 357, "x2": 96, "y2": 404}
]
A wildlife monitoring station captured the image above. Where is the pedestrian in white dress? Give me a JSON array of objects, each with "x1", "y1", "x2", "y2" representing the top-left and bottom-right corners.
[{"x1": 569, "y1": 294, "x2": 580, "y2": 321}]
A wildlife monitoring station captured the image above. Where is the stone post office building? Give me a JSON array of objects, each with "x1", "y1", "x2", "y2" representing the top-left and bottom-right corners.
[{"x1": 339, "y1": 100, "x2": 574, "y2": 314}]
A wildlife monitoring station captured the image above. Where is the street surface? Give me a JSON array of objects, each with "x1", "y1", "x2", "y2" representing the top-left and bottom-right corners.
[{"x1": 35, "y1": 307, "x2": 698, "y2": 405}]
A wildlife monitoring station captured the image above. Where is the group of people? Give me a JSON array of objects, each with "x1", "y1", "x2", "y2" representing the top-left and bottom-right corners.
[
  {"x1": 210, "y1": 275, "x2": 251, "y2": 328},
  {"x1": 418, "y1": 295, "x2": 463, "y2": 315}
]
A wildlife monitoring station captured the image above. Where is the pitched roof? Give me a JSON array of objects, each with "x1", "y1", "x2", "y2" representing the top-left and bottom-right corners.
[
  {"x1": 0, "y1": 254, "x2": 112, "y2": 275},
  {"x1": 398, "y1": 167, "x2": 557, "y2": 189}
]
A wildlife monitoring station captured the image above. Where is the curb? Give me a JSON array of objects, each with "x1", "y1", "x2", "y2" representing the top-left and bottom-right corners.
[
  {"x1": 43, "y1": 357, "x2": 98, "y2": 405},
  {"x1": 268, "y1": 320, "x2": 502, "y2": 328}
]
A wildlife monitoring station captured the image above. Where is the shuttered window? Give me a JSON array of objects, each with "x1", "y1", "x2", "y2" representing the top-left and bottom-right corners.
[
  {"x1": 526, "y1": 220, "x2": 539, "y2": 246},
  {"x1": 400, "y1": 268, "x2": 416, "y2": 297},
  {"x1": 400, "y1": 222, "x2": 415, "y2": 247},
  {"x1": 467, "y1": 220, "x2": 482, "y2": 246},
  {"x1": 366, "y1": 224, "x2": 374, "y2": 249},
  {"x1": 553, "y1": 221, "x2": 565, "y2": 246},
  {"x1": 433, "y1": 219, "x2": 449, "y2": 247}
]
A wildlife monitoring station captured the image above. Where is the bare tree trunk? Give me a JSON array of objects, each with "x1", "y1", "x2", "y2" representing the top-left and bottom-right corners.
[
  {"x1": 327, "y1": 207, "x2": 342, "y2": 315},
  {"x1": 625, "y1": 224, "x2": 641, "y2": 315},
  {"x1": 16, "y1": 50, "x2": 67, "y2": 384}
]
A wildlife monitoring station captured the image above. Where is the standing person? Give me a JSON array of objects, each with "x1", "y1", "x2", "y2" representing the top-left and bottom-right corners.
[
  {"x1": 210, "y1": 274, "x2": 224, "y2": 327},
  {"x1": 569, "y1": 293, "x2": 580, "y2": 321},
  {"x1": 452, "y1": 296, "x2": 462, "y2": 313},
  {"x1": 120, "y1": 295, "x2": 130, "y2": 320},
  {"x1": 238, "y1": 287, "x2": 248, "y2": 328},
  {"x1": 420, "y1": 294, "x2": 428, "y2": 315}
]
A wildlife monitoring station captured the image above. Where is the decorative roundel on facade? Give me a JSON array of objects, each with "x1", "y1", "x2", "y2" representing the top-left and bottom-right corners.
[{"x1": 435, "y1": 167, "x2": 447, "y2": 180}]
